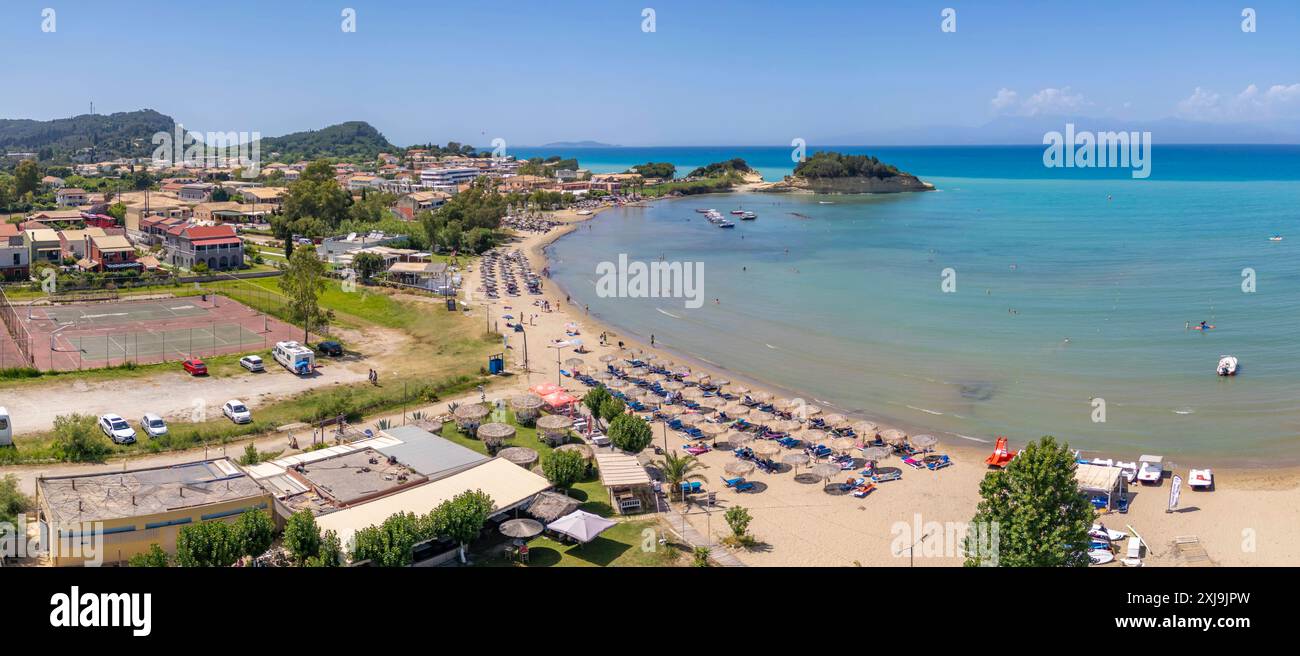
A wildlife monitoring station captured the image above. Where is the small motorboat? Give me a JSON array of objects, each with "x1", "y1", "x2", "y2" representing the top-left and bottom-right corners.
[
  {"x1": 741, "y1": 211, "x2": 757, "y2": 220},
  {"x1": 1089, "y1": 549, "x2": 1115, "y2": 565},
  {"x1": 1217, "y1": 355, "x2": 1238, "y2": 376},
  {"x1": 730, "y1": 209, "x2": 745, "y2": 215},
  {"x1": 1269, "y1": 235, "x2": 1284, "y2": 241},
  {"x1": 718, "y1": 221, "x2": 736, "y2": 229},
  {"x1": 695, "y1": 208, "x2": 713, "y2": 213},
  {"x1": 1090, "y1": 524, "x2": 1127, "y2": 542},
  {"x1": 1117, "y1": 461, "x2": 1138, "y2": 483}
]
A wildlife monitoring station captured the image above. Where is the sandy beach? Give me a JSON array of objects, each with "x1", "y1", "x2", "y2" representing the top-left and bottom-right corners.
[{"x1": 481, "y1": 199, "x2": 1300, "y2": 567}]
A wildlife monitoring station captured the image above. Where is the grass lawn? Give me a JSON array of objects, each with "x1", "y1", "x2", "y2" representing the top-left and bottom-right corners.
[{"x1": 475, "y1": 519, "x2": 689, "y2": 567}]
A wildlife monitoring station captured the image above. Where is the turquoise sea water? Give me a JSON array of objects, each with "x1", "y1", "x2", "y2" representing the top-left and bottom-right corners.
[{"x1": 546, "y1": 146, "x2": 1300, "y2": 464}]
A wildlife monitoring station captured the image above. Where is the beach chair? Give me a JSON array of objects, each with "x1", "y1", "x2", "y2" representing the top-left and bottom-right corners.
[
  {"x1": 903, "y1": 456, "x2": 925, "y2": 470},
  {"x1": 1188, "y1": 468, "x2": 1213, "y2": 490},
  {"x1": 735, "y1": 480, "x2": 756, "y2": 492},
  {"x1": 560, "y1": 369, "x2": 572, "y2": 377},
  {"x1": 679, "y1": 481, "x2": 703, "y2": 494},
  {"x1": 685, "y1": 444, "x2": 710, "y2": 456},
  {"x1": 852, "y1": 483, "x2": 877, "y2": 498},
  {"x1": 721, "y1": 476, "x2": 743, "y2": 488},
  {"x1": 984, "y1": 436, "x2": 1017, "y2": 468},
  {"x1": 871, "y1": 470, "x2": 902, "y2": 483},
  {"x1": 925, "y1": 454, "x2": 952, "y2": 471}
]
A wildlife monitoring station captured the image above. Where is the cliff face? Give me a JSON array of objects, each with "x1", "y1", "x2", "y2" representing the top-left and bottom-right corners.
[{"x1": 762, "y1": 174, "x2": 934, "y2": 194}]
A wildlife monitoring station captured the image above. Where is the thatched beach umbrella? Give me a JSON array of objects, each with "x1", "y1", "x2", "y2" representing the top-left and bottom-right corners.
[
  {"x1": 659, "y1": 404, "x2": 685, "y2": 417},
  {"x1": 599, "y1": 354, "x2": 618, "y2": 363},
  {"x1": 592, "y1": 371, "x2": 614, "y2": 382},
  {"x1": 477, "y1": 422, "x2": 516, "y2": 443},
  {"x1": 499, "y1": 446, "x2": 539, "y2": 468},
  {"x1": 752, "y1": 442, "x2": 780, "y2": 459},
  {"x1": 802, "y1": 429, "x2": 828, "y2": 444},
  {"x1": 811, "y1": 462, "x2": 842, "y2": 483},
  {"x1": 606, "y1": 379, "x2": 629, "y2": 389},
  {"x1": 752, "y1": 391, "x2": 774, "y2": 403},
  {"x1": 852, "y1": 421, "x2": 880, "y2": 438},
  {"x1": 861, "y1": 446, "x2": 891, "y2": 465},
  {"x1": 912, "y1": 434, "x2": 939, "y2": 451},
  {"x1": 453, "y1": 403, "x2": 490, "y2": 431},
  {"x1": 564, "y1": 357, "x2": 585, "y2": 370},
  {"x1": 499, "y1": 518, "x2": 545, "y2": 539},
  {"x1": 677, "y1": 413, "x2": 705, "y2": 427},
  {"x1": 881, "y1": 428, "x2": 908, "y2": 445},
  {"x1": 680, "y1": 387, "x2": 704, "y2": 399},
  {"x1": 774, "y1": 398, "x2": 796, "y2": 411},
  {"x1": 782, "y1": 452, "x2": 810, "y2": 474},
  {"x1": 662, "y1": 380, "x2": 684, "y2": 391},
  {"x1": 723, "y1": 431, "x2": 753, "y2": 448},
  {"x1": 698, "y1": 422, "x2": 728, "y2": 437},
  {"x1": 824, "y1": 413, "x2": 848, "y2": 428},
  {"x1": 723, "y1": 403, "x2": 750, "y2": 417},
  {"x1": 771, "y1": 419, "x2": 802, "y2": 433},
  {"x1": 729, "y1": 385, "x2": 751, "y2": 396},
  {"x1": 749, "y1": 410, "x2": 775, "y2": 425},
  {"x1": 802, "y1": 405, "x2": 822, "y2": 417},
  {"x1": 509, "y1": 393, "x2": 545, "y2": 425},
  {"x1": 556, "y1": 443, "x2": 594, "y2": 461},
  {"x1": 725, "y1": 461, "x2": 755, "y2": 477},
  {"x1": 831, "y1": 437, "x2": 857, "y2": 453},
  {"x1": 536, "y1": 414, "x2": 574, "y2": 442}
]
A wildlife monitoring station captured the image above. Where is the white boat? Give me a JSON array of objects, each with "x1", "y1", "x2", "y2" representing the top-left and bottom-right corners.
[
  {"x1": 1117, "y1": 461, "x2": 1138, "y2": 483},
  {"x1": 1269, "y1": 235, "x2": 1284, "y2": 241},
  {"x1": 730, "y1": 209, "x2": 745, "y2": 215},
  {"x1": 740, "y1": 211, "x2": 757, "y2": 220},
  {"x1": 1090, "y1": 524, "x2": 1127, "y2": 542},
  {"x1": 1089, "y1": 549, "x2": 1115, "y2": 565},
  {"x1": 1137, "y1": 455, "x2": 1164, "y2": 484},
  {"x1": 1217, "y1": 355, "x2": 1238, "y2": 376}
]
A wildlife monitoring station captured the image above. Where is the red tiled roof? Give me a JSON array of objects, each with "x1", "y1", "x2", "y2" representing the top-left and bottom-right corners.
[
  {"x1": 181, "y1": 225, "x2": 238, "y2": 240},
  {"x1": 0, "y1": 224, "x2": 18, "y2": 237},
  {"x1": 192, "y1": 237, "x2": 242, "y2": 247}
]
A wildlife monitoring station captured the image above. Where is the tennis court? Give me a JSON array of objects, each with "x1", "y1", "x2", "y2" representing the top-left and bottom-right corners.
[{"x1": 5, "y1": 293, "x2": 308, "y2": 371}]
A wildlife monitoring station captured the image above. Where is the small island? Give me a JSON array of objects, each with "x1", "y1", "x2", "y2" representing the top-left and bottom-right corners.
[{"x1": 760, "y1": 151, "x2": 933, "y2": 194}]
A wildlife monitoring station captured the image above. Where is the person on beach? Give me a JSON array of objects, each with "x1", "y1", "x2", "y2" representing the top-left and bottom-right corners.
[{"x1": 650, "y1": 334, "x2": 655, "y2": 346}]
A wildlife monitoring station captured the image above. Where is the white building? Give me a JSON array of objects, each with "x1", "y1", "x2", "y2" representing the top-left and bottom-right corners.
[{"x1": 419, "y1": 166, "x2": 480, "y2": 192}]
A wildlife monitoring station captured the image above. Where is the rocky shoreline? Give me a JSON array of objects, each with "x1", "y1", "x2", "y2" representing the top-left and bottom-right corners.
[{"x1": 755, "y1": 173, "x2": 934, "y2": 194}]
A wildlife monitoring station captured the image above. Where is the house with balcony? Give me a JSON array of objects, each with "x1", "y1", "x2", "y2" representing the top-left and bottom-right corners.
[
  {"x1": 163, "y1": 224, "x2": 244, "y2": 271},
  {"x1": 56, "y1": 188, "x2": 89, "y2": 207},
  {"x1": 83, "y1": 234, "x2": 140, "y2": 272},
  {"x1": 25, "y1": 228, "x2": 63, "y2": 267}
]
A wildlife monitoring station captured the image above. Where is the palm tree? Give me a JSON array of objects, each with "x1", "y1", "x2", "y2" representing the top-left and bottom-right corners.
[{"x1": 656, "y1": 451, "x2": 707, "y2": 501}]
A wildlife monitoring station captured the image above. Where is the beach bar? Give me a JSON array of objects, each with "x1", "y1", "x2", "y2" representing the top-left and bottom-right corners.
[
  {"x1": 1074, "y1": 463, "x2": 1127, "y2": 510},
  {"x1": 594, "y1": 452, "x2": 653, "y2": 515}
]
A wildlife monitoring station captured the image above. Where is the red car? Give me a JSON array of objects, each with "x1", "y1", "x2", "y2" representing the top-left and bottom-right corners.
[{"x1": 182, "y1": 358, "x2": 208, "y2": 376}]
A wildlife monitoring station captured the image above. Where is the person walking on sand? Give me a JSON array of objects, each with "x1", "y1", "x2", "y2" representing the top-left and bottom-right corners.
[{"x1": 650, "y1": 334, "x2": 655, "y2": 347}]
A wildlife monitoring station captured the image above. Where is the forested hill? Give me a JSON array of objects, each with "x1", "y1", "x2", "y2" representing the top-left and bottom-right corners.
[
  {"x1": 257, "y1": 121, "x2": 397, "y2": 161},
  {"x1": 0, "y1": 109, "x2": 174, "y2": 161},
  {"x1": 0, "y1": 110, "x2": 397, "y2": 164}
]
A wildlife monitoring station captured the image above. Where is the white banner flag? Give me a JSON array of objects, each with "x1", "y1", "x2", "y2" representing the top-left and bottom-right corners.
[{"x1": 1168, "y1": 474, "x2": 1183, "y2": 512}]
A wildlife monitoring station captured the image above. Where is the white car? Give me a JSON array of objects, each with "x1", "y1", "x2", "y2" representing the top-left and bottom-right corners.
[
  {"x1": 239, "y1": 355, "x2": 265, "y2": 372},
  {"x1": 98, "y1": 413, "x2": 137, "y2": 444},
  {"x1": 139, "y1": 413, "x2": 168, "y2": 438},
  {"x1": 222, "y1": 400, "x2": 252, "y2": 424}
]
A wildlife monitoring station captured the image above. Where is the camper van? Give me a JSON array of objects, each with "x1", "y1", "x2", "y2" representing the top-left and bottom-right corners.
[
  {"x1": 0, "y1": 407, "x2": 11, "y2": 447},
  {"x1": 273, "y1": 341, "x2": 316, "y2": 375}
]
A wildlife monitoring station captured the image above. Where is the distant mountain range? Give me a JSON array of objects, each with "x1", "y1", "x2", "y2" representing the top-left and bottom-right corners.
[{"x1": 0, "y1": 110, "x2": 398, "y2": 163}]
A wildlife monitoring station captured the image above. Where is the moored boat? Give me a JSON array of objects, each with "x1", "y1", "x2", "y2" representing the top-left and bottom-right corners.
[{"x1": 1217, "y1": 355, "x2": 1238, "y2": 376}]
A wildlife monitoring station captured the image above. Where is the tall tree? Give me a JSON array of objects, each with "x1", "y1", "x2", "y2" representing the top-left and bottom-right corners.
[
  {"x1": 542, "y1": 449, "x2": 586, "y2": 492},
  {"x1": 175, "y1": 521, "x2": 239, "y2": 567},
  {"x1": 964, "y1": 435, "x2": 1093, "y2": 567},
  {"x1": 608, "y1": 414, "x2": 653, "y2": 454},
  {"x1": 430, "y1": 489, "x2": 494, "y2": 563},
  {"x1": 281, "y1": 160, "x2": 352, "y2": 228},
  {"x1": 13, "y1": 160, "x2": 40, "y2": 197},
  {"x1": 655, "y1": 452, "x2": 707, "y2": 500},
  {"x1": 233, "y1": 509, "x2": 276, "y2": 558},
  {"x1": 283, "y1": 510, "x2": 322, "y2": 566},
  {"x1": 278, "y1": 246, "x2": 328, "y2": 343}
]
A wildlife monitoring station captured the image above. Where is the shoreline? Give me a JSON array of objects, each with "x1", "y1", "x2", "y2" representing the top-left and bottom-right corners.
[
  {"x1": 503, "y1": 201, "x2": 1300, "y2": 565},
  {"x1": 531, "y1": 196, "x2": 1300, "y2": 481}
]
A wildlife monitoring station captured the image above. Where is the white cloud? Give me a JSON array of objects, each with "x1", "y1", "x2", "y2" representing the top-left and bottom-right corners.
[
  {"x1": 991, "y1": 87, "x2": 1090, "y2": 116},
  {"x1": 1176, "y1": 83, "x2": 1300, "y2": 121},
  {"x1": 990, "y1": 88, "x2": 1019, "y2": 111}
]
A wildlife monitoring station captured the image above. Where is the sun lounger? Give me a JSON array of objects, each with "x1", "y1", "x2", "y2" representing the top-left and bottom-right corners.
[
  {"x1": 679, "y1": 481, "x2": 703, "y2": 494},
  {"x1": 870, "y1": 469, "x2": 901, "y2": 483},
  {"x1": 903, "y1": 456, "x2": 925, "y2": 470},
  {"x1": 1188, "y1": 468, "x2": 1213, "y2": 490},
  {"x1": 925, "y1": 454, "x2": 952, "y2": 471},
  {"x1": 735, "y1": 480, "x2": 756, "y2": 492},
  {"x1": 721, "y1": 476, "x2": 743, "y2": 488},
  {"x1": 685, "y1": 445, "x2": 710, "y2": 456},
  {"x1": 852, "y1": 483, "x2": 876, "y2": 498}
]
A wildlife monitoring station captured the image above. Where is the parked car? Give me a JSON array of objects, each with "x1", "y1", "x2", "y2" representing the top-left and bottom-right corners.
[
  {"x1": 139, "y1": 413, "x2": 169, "y2": 438},
  {"x1": 222, "y1": 400, "x2": 252, "y2": 424},
  {"x1": 239, "y1": 355, "x2": 265, "y2": 372},
  {"x1": 316, "y1": 341, "x2": 343, "y2": 357},
  {"x1": 182, "y1": 358, "x2": 208, "y2": 376},
  {"x1": 98, "y1": 413, "x2": 137, "y2": 444}
]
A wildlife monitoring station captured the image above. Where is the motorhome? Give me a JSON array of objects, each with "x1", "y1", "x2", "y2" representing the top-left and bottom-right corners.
[{"x1": 273, "y1": 341, "x2": 315, "y2": 375}]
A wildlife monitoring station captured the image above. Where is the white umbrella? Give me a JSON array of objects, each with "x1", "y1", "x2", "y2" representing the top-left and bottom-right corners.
[
  {"x1": 912, "y1": 434, "x2": 939, "y2": 451},
  {"x1": 547, "y1": 510, "x2": 617, "y2": 544}
]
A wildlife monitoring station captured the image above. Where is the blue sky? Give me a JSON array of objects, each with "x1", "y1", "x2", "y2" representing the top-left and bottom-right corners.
[{"x1": 1, "y1": 0, "x2": 1298, "y2": 145}]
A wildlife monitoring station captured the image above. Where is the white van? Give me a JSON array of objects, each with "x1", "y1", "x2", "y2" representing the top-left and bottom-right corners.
[{"x1": 0, "y1": 407, "x2": 12, "y2": 447}]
